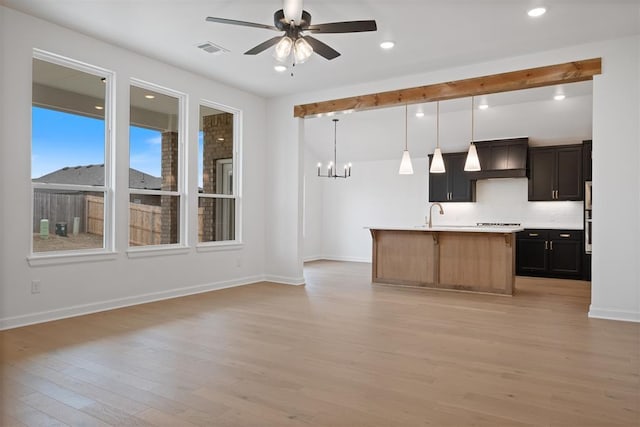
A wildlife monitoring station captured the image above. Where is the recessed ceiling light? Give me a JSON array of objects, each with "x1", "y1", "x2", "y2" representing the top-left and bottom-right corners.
[
  {"x1": 528, "y1": 7, "x2": 546, "y2": 17},
  {"x1": 380, "y1": 41, "x2": 395, "y2": 50},
  {"x1": 343, "y1": 109, "x2": 354, "y2": 115},
  {"x1": 326, "y1": 112, "x2": 335, "y2": 116},
  {"x1": 274, "y1": 64, "x2": 287, "y2": 72},
  {"x1": 415, "y1": 111, "x2": 425, "y2": 118},
  {"x1": 144, "y1": 94, "x2": 155, "y2": 99},
  {"x1": 94, "y1": 105, "x2": 104, "y2": 110},
  {"x1": 478, "y1": 103, "x2": 489, "y2": 110},
  {"x1": 554, "y1": 94, "x2": 566, "y2": 101}
]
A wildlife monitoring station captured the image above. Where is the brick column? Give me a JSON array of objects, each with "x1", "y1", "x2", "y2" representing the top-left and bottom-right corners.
[
  {"x1": 161, "y1": 131, "x2": 178, "y2": 244},
  {"x1": 202, "y1": 113, "x2": 233, "y2": 241}
]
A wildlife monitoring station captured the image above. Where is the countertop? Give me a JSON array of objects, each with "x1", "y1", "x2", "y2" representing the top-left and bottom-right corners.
[{"x1": 366, "y1": 225, "x2": 525, "y2": 233}]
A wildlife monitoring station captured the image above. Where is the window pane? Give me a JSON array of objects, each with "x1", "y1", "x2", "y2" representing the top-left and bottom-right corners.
[
  {"x1": 129, "y1": 194, "x2": 179, "y2": 246},
  {"x1": 199, "y1": 105, "x2": 234, "y2": 195},
  {"x1": 32, "y1": 189, "x2": 105, "y2": 252},
  {"x1": 198, "y1": 198, "x2": 236, "y2": 242},
  {"x1": 130, "y1": 86, "x2": 179, "y2": 191},
  {"x1": 32, "y1": 59, "x2": 105, "y2": 184}
]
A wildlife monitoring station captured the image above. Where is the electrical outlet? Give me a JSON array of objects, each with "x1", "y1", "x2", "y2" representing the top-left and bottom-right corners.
[{"x1": 31, "y1": 280, "x2": 41, "y2": 294}]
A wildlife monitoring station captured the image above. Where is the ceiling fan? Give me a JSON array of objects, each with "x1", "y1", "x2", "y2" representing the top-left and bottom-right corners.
[{"x1": 205, "y1": 0, "x2": 377, "y2": 63}]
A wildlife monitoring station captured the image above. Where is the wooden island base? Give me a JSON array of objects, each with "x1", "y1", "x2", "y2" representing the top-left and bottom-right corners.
[{"x1": 370, "y1": 228, "x2": 518, "y2": 295}]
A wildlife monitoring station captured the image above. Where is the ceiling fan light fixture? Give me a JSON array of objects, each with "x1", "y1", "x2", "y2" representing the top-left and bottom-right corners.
[
  {"x1": 294, "y1": 37, "x2": 313, "y2": 63},
  {"x1": 274, "y1": 36, "x2": 293, "y2": 61},
  {"x1": 274, "y1": 64, "x2": 287, "y2": 72}
]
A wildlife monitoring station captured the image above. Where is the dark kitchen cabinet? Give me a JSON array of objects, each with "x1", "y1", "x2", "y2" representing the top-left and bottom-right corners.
[
  {"x1": 528, "y1": 145, "x2": 583, "y2": 201},
  {"x1": 516, "y1": 229, "x2": 583, "y2": 279},
  {"x1": 428, "y1": 152, "x2": 476, "y2": 202},
  {"x1": 470, "y1": 137, "x2": 529, "y2": 179},
  {"x1": 582, "y1": 140, "x2": 592, "y2": 181}
]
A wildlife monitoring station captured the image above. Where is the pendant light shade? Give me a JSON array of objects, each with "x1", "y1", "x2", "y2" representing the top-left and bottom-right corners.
[
  {"x1": 464, "y1": 143, "x2": 481, "y2": 171},
  {"x1": 464, "y1": 96, "x2": 481, "y2": 172},
  {"x1": 429, "y1": 101, "x2": 446, "y2": 173},
  {"x1": 430, "y1": 148, "x2": 446, "y2": 173},
  {"x1": 399, "y1": 150, "x2": 414, "y2": 174},
  {"x1": 398, "y1": 104, "x2": 414, "y2": 175}
]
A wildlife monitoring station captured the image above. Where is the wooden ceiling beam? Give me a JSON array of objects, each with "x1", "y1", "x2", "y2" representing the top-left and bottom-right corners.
[{"x1": 293, "y1": 58, "x2": 601, "y2": 118}]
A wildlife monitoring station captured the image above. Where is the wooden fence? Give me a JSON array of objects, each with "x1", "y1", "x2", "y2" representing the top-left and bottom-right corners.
[
  {"x1": 85, "y1": 195, "x2": 205, "y2": 245},
  {"x1": 33, "y1": 190, "x2": 86, "y2": 232}
]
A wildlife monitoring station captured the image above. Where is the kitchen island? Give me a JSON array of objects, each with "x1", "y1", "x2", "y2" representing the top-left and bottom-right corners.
[{"x1": 368, "y1": 225, "x2": 523, "y2": 295}]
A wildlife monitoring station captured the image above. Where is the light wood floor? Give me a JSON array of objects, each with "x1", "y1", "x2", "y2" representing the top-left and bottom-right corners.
[{"x1": 1, "y1": 260, "x2": 639, "y2": 426}]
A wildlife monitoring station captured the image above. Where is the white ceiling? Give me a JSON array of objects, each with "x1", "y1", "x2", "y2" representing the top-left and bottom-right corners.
[{"x1": 3, "y1": 0, "x2": 639, "y2": 98}]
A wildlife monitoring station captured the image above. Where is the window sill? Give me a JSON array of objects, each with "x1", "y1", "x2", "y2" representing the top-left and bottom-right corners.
[
  {"x1": 126, "y1": 245, "x2": 190, "y2": 259},
  {"x1": 28, "y1": 250, "x2": 118, "y2": 267},
  {"x1": 196, "y1": 242, "x2": 244, "y2": 253}
]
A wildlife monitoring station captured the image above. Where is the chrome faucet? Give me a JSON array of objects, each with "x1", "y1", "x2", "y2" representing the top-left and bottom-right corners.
[{"x1": 427, "y1": 202, "x2": 444, "y2": 228}]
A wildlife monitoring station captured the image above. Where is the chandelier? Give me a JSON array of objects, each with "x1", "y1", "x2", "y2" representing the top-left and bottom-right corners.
[{"x1": 317, "y1": 119, "x2": 351, "y2": 178}]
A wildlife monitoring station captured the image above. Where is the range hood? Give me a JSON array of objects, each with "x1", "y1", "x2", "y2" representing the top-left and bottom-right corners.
[{"x1": 468, "y1": 137, "x2": 528, "y2": 179}]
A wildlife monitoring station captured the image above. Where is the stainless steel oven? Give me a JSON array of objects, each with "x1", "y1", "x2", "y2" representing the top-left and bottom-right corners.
[{"x1": 585, "y1": 181, "x2": 592, "y2": 253}]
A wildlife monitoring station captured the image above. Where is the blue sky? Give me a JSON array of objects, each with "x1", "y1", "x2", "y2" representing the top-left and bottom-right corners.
[{"x1": 32, "y1": 107, "x2": 206, "y2": 185}]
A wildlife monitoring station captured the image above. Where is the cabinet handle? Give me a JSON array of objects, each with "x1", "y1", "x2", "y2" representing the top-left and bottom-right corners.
[
  {"x1": 529, "y1": 233, "x2": 539, "y2": 237},
  {"x1": 545, "y1": 241, "x2": 548, "y2": 250},
  {"x1": 560, "y1": 233, "x2": 571, "y2": 238},
  {"x1": 550, "y1": 241, "x2": 553, "y2": 250}
]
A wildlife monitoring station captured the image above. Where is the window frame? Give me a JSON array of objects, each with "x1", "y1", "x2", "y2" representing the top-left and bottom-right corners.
[
  {"x1": 127, "y1": 78, "x2": 187, "y2": 252},
  {"x1": 29, "y1": 49, "x2": 116, "y2": 261},
  {"x1": 197, "y1": 99, "x2": 242, "y2": 248}
]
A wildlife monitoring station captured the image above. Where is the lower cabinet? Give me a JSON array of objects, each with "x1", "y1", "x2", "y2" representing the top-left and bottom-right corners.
[{"x1": 516, "y1": 229, "x2": 584, "y2": 279}]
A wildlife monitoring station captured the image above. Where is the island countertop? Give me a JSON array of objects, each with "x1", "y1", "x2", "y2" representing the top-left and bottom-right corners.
[{"x1": 366, "y1": 225, "x2": 524, "y2": 233}]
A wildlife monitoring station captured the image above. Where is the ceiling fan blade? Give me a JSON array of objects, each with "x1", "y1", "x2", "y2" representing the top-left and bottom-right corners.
[
  {"x1": 244, "y1": 36, "x2": 284, "y2": 55},
  {"x1": 306, "y1": 20, "x2": 377, "y2": 33},
  {"x1": 304, "y1": 36, "x2": 340, "y2": 60},
  {"x1": 206, "y1": 16, "x2": 279, "y2": 31}
]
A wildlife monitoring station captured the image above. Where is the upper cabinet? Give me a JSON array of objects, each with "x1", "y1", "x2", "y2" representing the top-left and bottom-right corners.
[
  {"x1": 528, "y1": 145, "x2": 583, "y2": 201},
  {"x1": 429, "y1": 152, "x2": 476, "y2": 203},
  {"x1": 582, "y1": 140, "x2": 592, "y2": 181},
  {"x1": 469, "y1": 137, "x2": 529, "y2": 179}
]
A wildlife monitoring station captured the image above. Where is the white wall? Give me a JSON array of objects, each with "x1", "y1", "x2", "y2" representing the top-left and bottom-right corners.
[
  {"x1": 589, "y1": 36, "x2": 640, "y2": 322},
  {"x1": 268, "y1": 36, "x2": 640, "y2": 323},
  {"x1": 0, "y1": 7, "x2": 268, "y2": 329}
]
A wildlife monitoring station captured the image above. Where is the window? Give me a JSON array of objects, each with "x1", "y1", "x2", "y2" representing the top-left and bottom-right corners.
[
  {"x1": 129, "y1": 81, "x2": 185, "y2": 248},
  {"x1": 31, "y1": 52, "x2": 113, "y2": 254},
  {"x1": 198, "y1": 103, "x2": 240, "y2": 244}
]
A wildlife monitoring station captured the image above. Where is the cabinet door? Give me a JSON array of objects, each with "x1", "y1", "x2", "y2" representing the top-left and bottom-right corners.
[
  {"x1": 549, "y1": 231, "x2": 582, "y2": 277},
  {"x1": 428, "y1": 155, "x2": 448, "y2": 202},
  {"x1": 582, "y1": 140, "x2": 592, "y2": 182},
  {"x1": 528, "y1": 149, "x2": 555, "y2": 201},
  {"x1": 556, "y1": 147, "x2": 583, "y2": 200},
  {"x1": 448, "y1": 153, "x2": 474, "y2": 202},
  {"x1": 516, "y1": 231, "x2": 548, "y2": 275}
]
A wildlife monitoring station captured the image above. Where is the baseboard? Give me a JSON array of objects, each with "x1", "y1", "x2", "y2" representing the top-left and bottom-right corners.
[
  {"x1": 262, "y1": 275, "x2": 306, "y2": 286},
  {"x1": 588, "y1": 305, "x2": 640, "y2": 323},
  {"x1": 303, "y1": 255, "x2": 323, "y2": 262},
  {"x1": 0, "y1": 275, "x2": 265, "y2": 331},
  {"x1": 317, "y1": 255, "x2": 371, "y2": 263}
]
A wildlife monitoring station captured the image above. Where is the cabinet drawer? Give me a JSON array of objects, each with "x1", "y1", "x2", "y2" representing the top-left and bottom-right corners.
[
  {"x1": 549, "y1": 230, "x2": 581, "y2": 241},
  {"x1": 518, "y1": 230, "x2": 547, "y2": 240}
]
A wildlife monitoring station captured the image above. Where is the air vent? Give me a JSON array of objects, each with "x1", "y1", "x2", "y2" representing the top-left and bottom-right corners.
[{"x1": 197, "y1": 41, "x2": 229, "y2": 55}]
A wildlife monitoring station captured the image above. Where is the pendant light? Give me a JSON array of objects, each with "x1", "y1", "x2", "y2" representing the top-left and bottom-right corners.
[
  {"x1": 464, "y1": 96, "x2": 481, "y2": 172},
  {"x1": 398, "y1": 104, "x2": 414, "y2": 175},
  {"x1": 429, "y1": 101, "x2": 446, "y2": 173}
]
